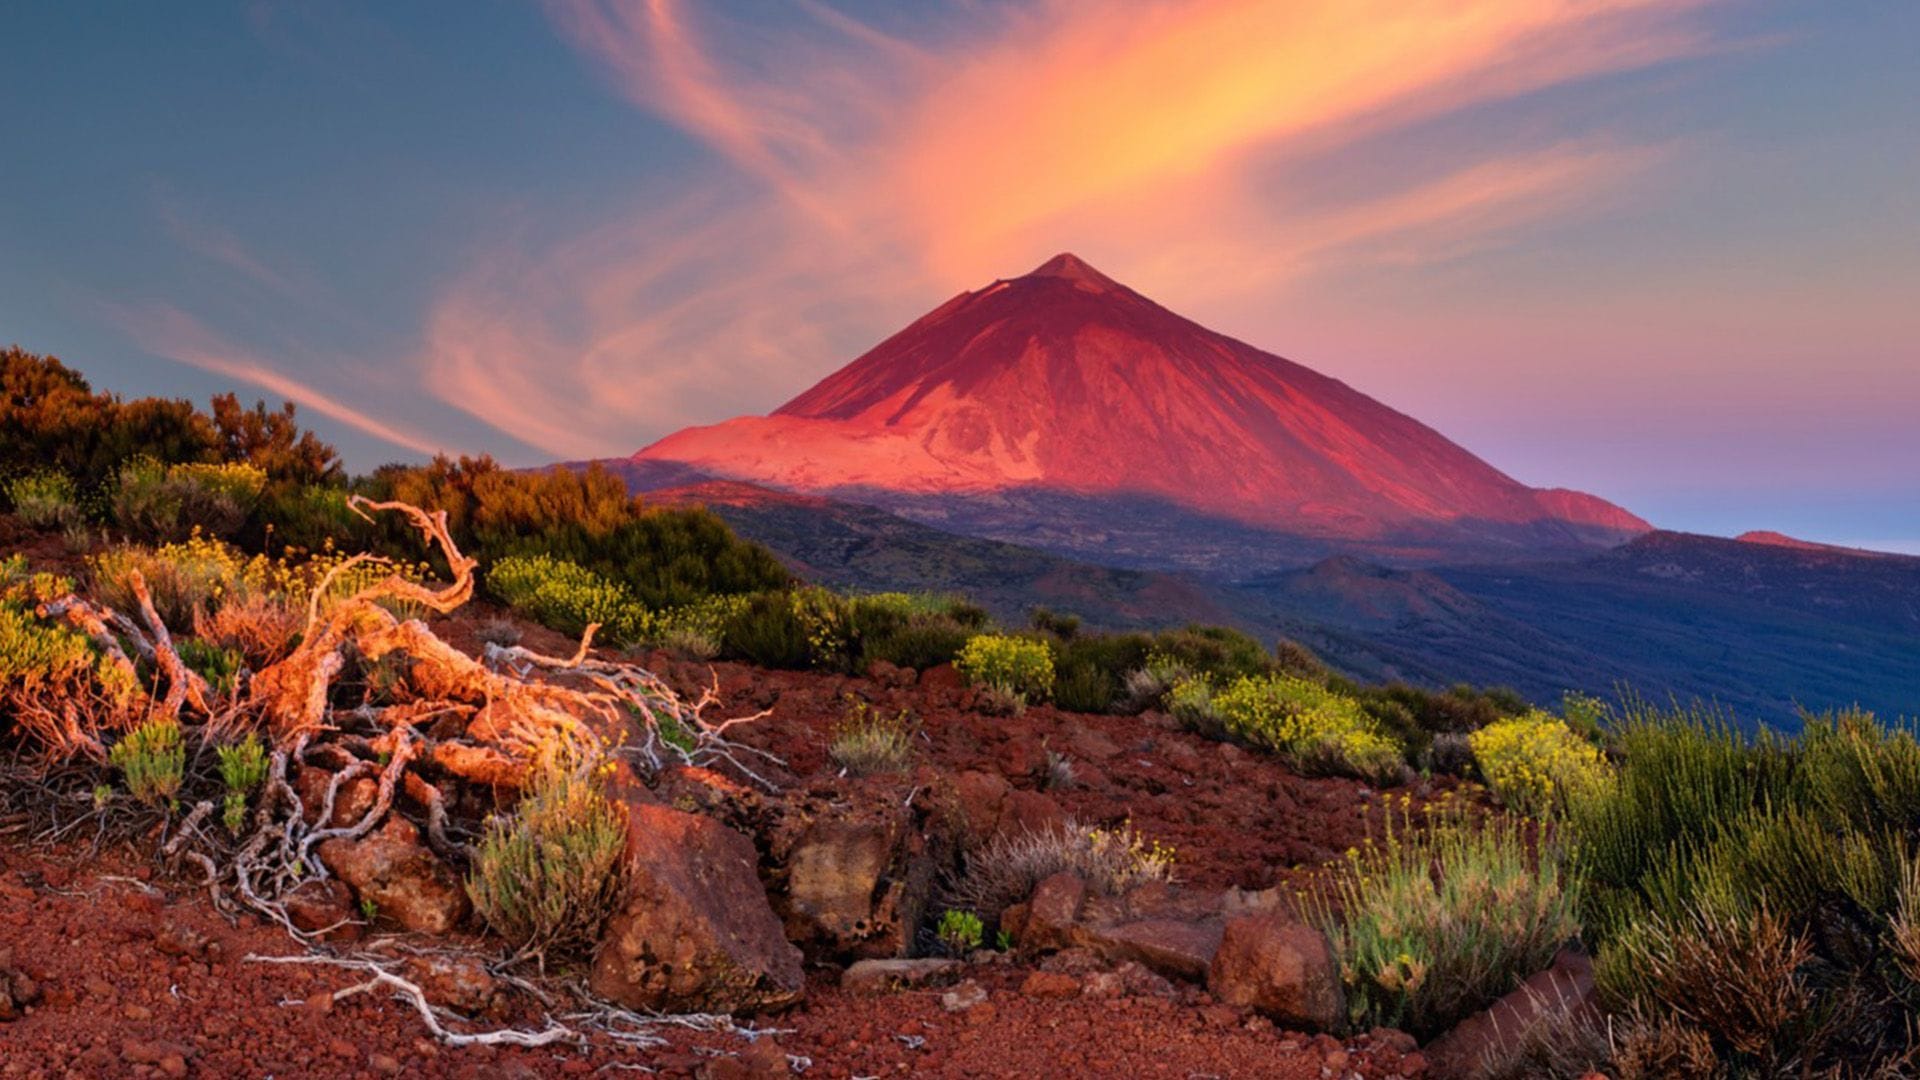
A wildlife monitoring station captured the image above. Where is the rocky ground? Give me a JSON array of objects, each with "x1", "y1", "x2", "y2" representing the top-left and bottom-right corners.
[{"x1": 0, "y1": 605, "x2": 1521, "y2": 1079}]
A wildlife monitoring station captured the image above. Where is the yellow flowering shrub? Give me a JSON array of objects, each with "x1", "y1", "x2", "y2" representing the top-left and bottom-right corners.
[
  {"x1": 91, "y1": 532, "x2": 433, "y2": 629},
  {"x1": 487, "y1": 554, "x2": 650, "y2": 644},
  {"x1": 1212, "y1": 674, "x2": 1404, "y2": 782},
  {"x1": 1469, "y1": 710, "x2": 1612, "y2": 817},
  {"x1": 955, "y1": 633, "x2": 1055, "y2": 703}
]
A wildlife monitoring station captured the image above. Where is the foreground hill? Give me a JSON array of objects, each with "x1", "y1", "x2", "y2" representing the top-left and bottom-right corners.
[{"x1": 622, "y1": 253, "x2": 1647, "y2": 570}]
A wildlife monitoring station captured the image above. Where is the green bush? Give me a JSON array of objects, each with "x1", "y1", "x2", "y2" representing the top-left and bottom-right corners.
[
  {"x1": 1149, "y1": 624, "x2": 1274, "y2": 684},
  {"x1": 370, "y1": 456, "x2": 789, "y2": 609},
  {"x1": 1211, "y1": 674, "x2": 1404, "y2": 782},
  {"x1": 1469, "y1": 710, "x2": 1613, "y2": 818},
  {"x1": 6, "y1": 470, "x2": 81, "y2": 529},
  {"x1": 110, "y1": 714, "x2": 186, "y2": 808},
  {"x1": 2, "y1": 348, "x2": 341, "y2": 493},
  {"x1": 1316, "y1": 812, "x2": 1580, "y2": 1039},
  {"x1": 468, "y1": 757, "x2": 630, "y2": 960},
  {"x1": 720, "y1": 590, "x2": 813, "y2": 669},
  {"x1": 1567, "y1": 704, "x2": 1920, "y2": 1074},
  {"x1": 859, "y1": 611, "x2": 973, "y2": 670},
  {"x1": 1050, "y1": 632, "x2": 1153, "y2": 714},
  {"x1": 109, "y1": 458, "x2": 265, "y2": 542},
  {"x1": 487, "y1": 554, "x2": 648, "y2": 644},
  {"x1": 955, "y1": 634, "x2": 1055, "y2": 706}
]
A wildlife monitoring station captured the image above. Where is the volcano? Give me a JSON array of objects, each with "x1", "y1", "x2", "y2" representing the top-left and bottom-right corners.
[{"x1": 622, "y1": 253, "x2": 1649, "y2": 568}]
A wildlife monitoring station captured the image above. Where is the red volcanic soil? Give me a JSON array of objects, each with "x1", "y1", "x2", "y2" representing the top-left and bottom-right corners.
[
  {"x1": 0, "y1": 607, "x2": 1442, "y2": 1079},
  {"x1": 631, "y1": 253, "x2": 1648, "y2": 544}
]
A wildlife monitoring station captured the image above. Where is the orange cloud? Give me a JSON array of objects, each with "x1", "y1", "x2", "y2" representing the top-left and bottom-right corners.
[{"x1": 411, "y1": 0, "x2": 1721, "y2": 458}]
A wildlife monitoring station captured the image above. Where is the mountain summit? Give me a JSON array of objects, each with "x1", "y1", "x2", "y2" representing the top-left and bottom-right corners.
[{"x1": 626, "y1": 254, "x2": 1648, "y2": 563}]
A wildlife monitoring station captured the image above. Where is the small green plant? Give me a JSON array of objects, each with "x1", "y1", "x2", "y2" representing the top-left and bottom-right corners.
[
  {"x1": 936, "y1": 909, "x2": 985, "y2": 956},
  {"x1": 222, "y1": 792, "x2": 247, "y2": 833},
  {"x1": 218, "y1": 734, "x2": 269, "y2": 794},
  {"x1": 7, "y1": 470, "x2": 81, "y2": 529},
  {"x1": 92, "y1": 784, "x2": 113, "y2": 810},
  {"x1": 1211, "y1": 674, "x2": 1404, "y2": 782},
  {"x1": 178, "y1": 637, "x2": 243, "y2": 696},
  {"x1": 359, "y1": 896, "x2": 379, "y2": 921},
  {"x1": 1469, "y1": 709, "x2": 1613, "y2": 818},
  {"x1": 1315, "y1": 808, "x2": 1580, "y2": 1039},
  {"x1": 110, "y1": 714, "x2": 186, "y2": 809},
  {"x1": 468, "y1": 755, "x2": 630, "y2": 961},
  {"x1": 955, "y1": 634, "x2": 1055, "y2": 710},
  {"x1": 829, "y1": 696, "x2": 916, "y2": 775}
]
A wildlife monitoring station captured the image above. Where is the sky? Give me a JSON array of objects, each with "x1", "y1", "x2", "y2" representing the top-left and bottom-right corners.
[{"x1": 1, "y1": 1, "x2": 1916, "y2": 552}]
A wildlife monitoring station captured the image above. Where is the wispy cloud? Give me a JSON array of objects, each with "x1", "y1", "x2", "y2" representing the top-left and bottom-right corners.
[{"x1": 111, "y1": 302, "x2": 446, "y2": 459}]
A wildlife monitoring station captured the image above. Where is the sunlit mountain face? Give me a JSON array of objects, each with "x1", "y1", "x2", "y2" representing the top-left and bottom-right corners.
[{"x1": 622, "y1": 253, "x2": 1647, "y2": 570}]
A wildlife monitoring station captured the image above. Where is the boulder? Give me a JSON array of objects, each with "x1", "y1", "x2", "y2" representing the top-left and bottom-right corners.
[
  {"x1": 1207, "y1": 914, "x2": 1344, "y2": 1032},
  {"x1": 1423, "y1": 949, "x2": 1596, "y2": 1079},
  {"x1": 591, "y1": 802, "x2": 803, "y2": 1015},
  {"x1": 1019, "y1": 872, "x2": 1086, "y2": 952},
  {"x1": 317, "y1": 816, "x2": 470, "y2": 935},
  {"x1": 766, "y1": 778, "x2": 944, "y2": 961},
  {"x1": 1081, "y1": 917, "x2": 1223, "y2": 983},
  {"x1": 840, "y1": 958, "x2": 962, "y2": 995}
]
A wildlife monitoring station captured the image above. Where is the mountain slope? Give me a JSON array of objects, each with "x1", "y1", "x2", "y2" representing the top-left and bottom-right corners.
[{"x1": 627, "y1": 253, "x2": 1647, "y2": 566}]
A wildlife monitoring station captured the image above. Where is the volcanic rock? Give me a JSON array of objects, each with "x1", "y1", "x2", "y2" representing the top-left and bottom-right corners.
[{"x1": 590, "y1": 802, "x2": 803, "y2": 1015}]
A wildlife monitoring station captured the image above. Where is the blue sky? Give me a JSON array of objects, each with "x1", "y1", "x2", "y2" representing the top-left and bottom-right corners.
[{"x1": 2, "y1": 1, "x2": 1916, "y2": 551}]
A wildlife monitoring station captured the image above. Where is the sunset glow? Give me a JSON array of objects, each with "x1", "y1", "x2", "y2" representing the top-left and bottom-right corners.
[{"x1": 2, "y1": 2, "x2": 1915, "y2": 548}]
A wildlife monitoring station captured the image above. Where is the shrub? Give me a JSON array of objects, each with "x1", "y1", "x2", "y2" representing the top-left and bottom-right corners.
[
  {"x1": 946, "y1": 821, "x2": 1175, "y2": 922},
  {"x1": 1212, "y1": 674, "x2": 1404, "y2": 783},
  {"x1": 829, "y1": 697, "x2": 916, "y2": 775},
  {"x1": 1469, "y1": 710, "x2": 1612, "y2": 818},
  {"x1": 1315, "y1": 812, "x2": 1580, "y2": 1039},
  {"x1": 1568, "y1": 704, "x2": 1792, "y2": 943},
  {"x1": 1569, "y1": 704, "x2": 1920, "y2": 1074},
  {"x1": 857, "y1": 610, "x2": 973, "y2": 670},
  {"x1": 721, "y1": 590, "x2": 813, "y2": 669},
  {"x1": 7, "y1": 470, "x2": 81, "y2": 529},
  {"x1": 955, "y1": 634, "x2": 1055, "y2": 706},
  {"x1": 487, "y1": 554, "x2": 647, "y2": 644},
  {"x1": 0, "y1": 597, "x2": 137, "y2": 756},
  {"x1": 468, "y1": 757, "x2": 630, "y2": 960},
  {"x1": 109, "y1": 458, "x2": 265, "y2": 543},
  {"x1": 1050, "y1": 632, "x2": 1153, "y2": 714},
  {"x1": 1166, "y1": 675, "x2": 1220, "y2": 734},
  {"x1": 194, "y1": 592, "x2": 303, "y2": 668},
  {"x1": 369, "y1": 456, "x2": 788, "y2": 609},
  {"x1": 90, "y1": 536, "x2": 247, "y2": 628},
  {"x1": 1148, "y1": 624, "x2": 1274, "y2": 684},
  {"x1": 936, "y1": 909, "x2": 985, "y2": 956},
  {"x1": 110, "y1": 714, "x2": 186, "y2": 808}
]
